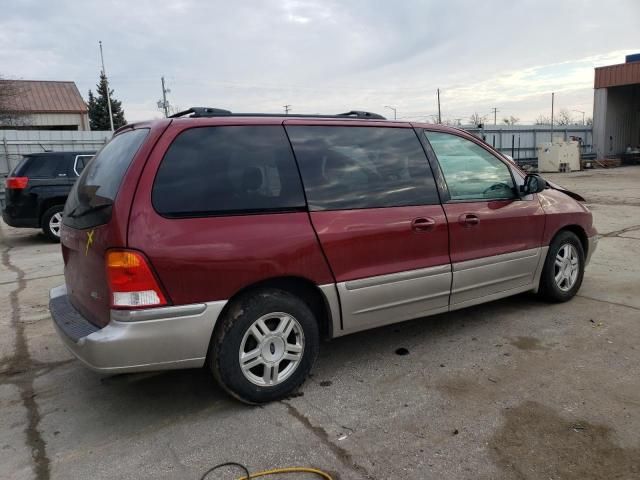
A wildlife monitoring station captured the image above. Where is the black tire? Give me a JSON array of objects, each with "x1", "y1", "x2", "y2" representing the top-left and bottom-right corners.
[
  {"x1": 41, "y1": 205, "x2": 64, "y2": 243},
  {"x1": 209, "y1": 288, "x2": 319, "y2": 404},
  {"x1": 538, "y1": 230, "x2": 585, "y2": 302}
]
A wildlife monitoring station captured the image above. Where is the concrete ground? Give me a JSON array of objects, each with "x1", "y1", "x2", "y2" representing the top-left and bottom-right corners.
[{"x1": 1, "y1": 166, "x2": 639, "y2": 480}]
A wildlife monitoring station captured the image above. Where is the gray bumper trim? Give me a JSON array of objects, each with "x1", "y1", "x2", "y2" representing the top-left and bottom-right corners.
[
  {"x1": 586, "y1": 235, "x2": 598, "y2": 266},
  {"x1": 49, "y1": 285, "x2": 227, "y2": 374}
]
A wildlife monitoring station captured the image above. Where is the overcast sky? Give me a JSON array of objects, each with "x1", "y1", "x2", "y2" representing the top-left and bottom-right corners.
[{"x1": 1, "y1": 0, "x2": 638, "y2": 124}]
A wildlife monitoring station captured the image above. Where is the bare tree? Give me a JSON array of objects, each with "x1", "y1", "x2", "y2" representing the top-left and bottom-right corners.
[
  {"x1": 469, "y1": 112, "x2": 484, "y2": 127},
  {"x1": 535, "y1": 114, "x2": 551, "y2": 126},
  {"x1": 555, "y1": 109, "x2": 574, "y2": 126},
  {"x1": 502, "y1": 116, "x2": 520, "y2": 125},
  {"x1": 0, "y1": 77, "x2": 28, "y2": 126},
  {"x1": 442, "y1": 118, "x2": 462, "y2": 127},
  {"x1": 585, "y1": 117, "x2": 593, "y2": 126}
]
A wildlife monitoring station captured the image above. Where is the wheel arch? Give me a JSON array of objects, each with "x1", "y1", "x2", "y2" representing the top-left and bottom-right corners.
[
  {"x1": 552, "y1": 224, "x2": 588, "y2": 258},
  {"x1": 215, "y1": 276, "x2": 336, "y2": 341},
  {"x1": 39, "y1": 197, "x2": 67, "y2": 225}
]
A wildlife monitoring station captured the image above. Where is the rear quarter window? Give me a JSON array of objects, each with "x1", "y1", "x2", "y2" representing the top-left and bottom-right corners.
[
  {"x1": 63, "y1": 128, "x2": 149, "y2": 229},
  {"x1": 152, "y1": 126, "x2": 306, "y2": 217},
  {"x1": 15, "y1": 155, "x2": 67, "y2": 178}
]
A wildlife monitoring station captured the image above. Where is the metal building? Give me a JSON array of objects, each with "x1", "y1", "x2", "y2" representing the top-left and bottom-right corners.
[
  {"x1": 592, "y1": 55, "x2": 640, "y2": 159},
  {"x1": 0, "y1": 80, "x2": 90, "y2": 131}
]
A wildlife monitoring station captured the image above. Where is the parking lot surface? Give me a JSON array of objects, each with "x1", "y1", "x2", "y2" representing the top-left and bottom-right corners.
[{"x1": 1, "y1": 166, "x2": 639, "y2": 480}]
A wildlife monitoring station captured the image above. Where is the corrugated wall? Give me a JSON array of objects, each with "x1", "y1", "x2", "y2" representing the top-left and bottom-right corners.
[
  {"x1": 1, "y1": 130, "x2": 113, "y2": 206},
  {"x1": 1, "y1": 129, "x2": 112, "y2": 175},
  {"x1": 463, "y1": 125, "x2": 593, "y2": 165}
]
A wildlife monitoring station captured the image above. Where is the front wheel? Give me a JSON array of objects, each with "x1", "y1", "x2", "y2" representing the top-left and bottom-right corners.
[
  {"x1": 209, "y1": 289, "x2": 319, "y2": 404},
  {"x1": 538, "y1": 231, "x2": 585, "y2": 302},
  {"x1": 41, "y1": 205, "x2": 64, "y2": 242}
]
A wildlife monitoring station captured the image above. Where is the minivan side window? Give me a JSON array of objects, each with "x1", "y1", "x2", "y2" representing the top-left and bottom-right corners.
[
  {"x1": 152, "y1": 126, "x2": 306, "y2": 217},
  {"x1": 424, "y1": 131, "x2": 516, "y2": 201},
  {"x1": 286, "y1": 126, "x2": 438, "y2": 210}
]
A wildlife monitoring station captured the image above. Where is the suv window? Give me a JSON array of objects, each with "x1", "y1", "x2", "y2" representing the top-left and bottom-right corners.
[
  {"x1": 424, "y1": 131, "x2": 516, "y2": 201},
  {"x1": 152, "y1": 126, "x2": 306, "y2": 217},
  {"x1": 73, "y1": 155, "x2": 94, "y2": 176},
  {"x1": 15, "y1": 154, "x2": 67, "y2": 178},
  {"x1": 64, "y1": 128, "x2": 149, "y2": 229},
  {"x1": 286, "y1": 126, "x2": 438, "y2": 210}
]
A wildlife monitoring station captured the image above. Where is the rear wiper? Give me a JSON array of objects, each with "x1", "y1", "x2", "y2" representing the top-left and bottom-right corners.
[{"x1": 66, "y1": 202, "x2": 112, "y2": 218}]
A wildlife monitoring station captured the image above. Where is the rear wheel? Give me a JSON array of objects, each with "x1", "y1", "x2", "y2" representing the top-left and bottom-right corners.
[
  {"x1": 538, "y1": 231, "x2": 585, "y2": 302},
  {"x1": 209, "y1": 289, "x2": 319, "y2": 404},
  {"x1": 41, "y1": 205, "x2": 64, "y2": 242}
]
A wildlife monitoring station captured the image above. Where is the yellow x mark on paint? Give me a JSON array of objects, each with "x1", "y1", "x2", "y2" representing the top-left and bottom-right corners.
[{"x1": 85, "y1": 230, "x2": 95, "y2": 256}]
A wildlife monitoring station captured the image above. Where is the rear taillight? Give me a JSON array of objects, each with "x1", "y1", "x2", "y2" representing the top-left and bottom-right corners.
[
  {"x1": 106, "y1": 250, "x2": 168, "y2": 309},
  {"x1": 5, "y1": 177, "x2": 28, "y2": 189}
]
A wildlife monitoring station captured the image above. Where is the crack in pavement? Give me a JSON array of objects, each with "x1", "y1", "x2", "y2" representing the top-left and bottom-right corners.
[
  {"x1": 283, "y1": 401, "x2": 374, "y2": 479},
  {"x1": 576, "y1": 294, "x2": 640, "y2": 312},
  {"x1": 1, "y1": 225, "x2": 51, "y2": 480},
  {"x1": 599, "y1": 224, "x2": 640, "y2": 238},
  {"x1": 0, "y1": 273, "x2": 64, "y2": 287}
]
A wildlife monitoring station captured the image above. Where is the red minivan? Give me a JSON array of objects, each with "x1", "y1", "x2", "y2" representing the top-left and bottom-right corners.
[{"x1": 49, "y1": 108, "x2": 597, "y2": 403}]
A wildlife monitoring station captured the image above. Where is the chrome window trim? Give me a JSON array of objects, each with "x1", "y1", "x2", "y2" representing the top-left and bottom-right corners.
[{"x1": 73, "y1": 155, "x2": 94, "y2": 176}]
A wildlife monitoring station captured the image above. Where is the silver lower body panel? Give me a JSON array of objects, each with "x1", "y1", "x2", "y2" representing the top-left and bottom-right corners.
[{"x1": 50, "y1": 285, "x2": 226, "y2": 373}]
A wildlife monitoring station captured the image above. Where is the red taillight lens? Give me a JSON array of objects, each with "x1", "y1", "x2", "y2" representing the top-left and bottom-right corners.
[
  {"x1": 106, "y1": 250, "x2": 168, "y2": 309},
  {"x1": 5, "y1": 177, "x2": 28, "y2": 189}
]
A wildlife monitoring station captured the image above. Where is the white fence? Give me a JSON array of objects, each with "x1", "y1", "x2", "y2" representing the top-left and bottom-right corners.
[
  {"x1": 464, "y1": 125, "x2": 594, "y2": 165},
  {"x1": 1, "y1": 129, "x2": 112, "y2": 207},
  {"x1": 1, "y1": 129, "x2": 112, "y2": 177}
]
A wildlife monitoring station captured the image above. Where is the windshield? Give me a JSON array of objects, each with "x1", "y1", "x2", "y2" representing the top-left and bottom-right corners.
[{"x1": 63, "y1": 128, "x2": 149, "y2": 229}]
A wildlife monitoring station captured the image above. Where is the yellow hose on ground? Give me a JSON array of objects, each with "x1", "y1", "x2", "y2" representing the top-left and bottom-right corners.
[{"x1": 237, "y1": 466, "x2": 334, "y2": 479}]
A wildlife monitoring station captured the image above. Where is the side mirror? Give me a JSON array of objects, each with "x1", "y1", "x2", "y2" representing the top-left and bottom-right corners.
[{"x1": 520, "y1": 174, "x2": 547, "y2": 195}]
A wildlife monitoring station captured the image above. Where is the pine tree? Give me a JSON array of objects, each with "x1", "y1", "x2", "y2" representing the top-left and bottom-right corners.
[{"x1": 87, "y1": 72, "x2": 126, "y2": 130}]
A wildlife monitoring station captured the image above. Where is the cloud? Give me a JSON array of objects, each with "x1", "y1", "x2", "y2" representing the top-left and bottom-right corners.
[{"x1": 1, "y1": 0, "x2": 638, "y2": 123}]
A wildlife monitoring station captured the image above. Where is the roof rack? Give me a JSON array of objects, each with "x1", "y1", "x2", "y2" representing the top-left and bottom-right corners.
[{"x1": 169, "y1": 107, "x2": 386, "y2": 120}]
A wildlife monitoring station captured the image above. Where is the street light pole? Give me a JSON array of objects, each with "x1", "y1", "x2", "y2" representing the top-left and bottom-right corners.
[
  {"x1": 573, "y1": 109, "x2": 585, "y2": 125},
  {"x1": 98, "y1": 40, "x2": 114, "y2": 132},
  {"x1": 384, "y1": 105, "x2": 397, "y2": 120}
]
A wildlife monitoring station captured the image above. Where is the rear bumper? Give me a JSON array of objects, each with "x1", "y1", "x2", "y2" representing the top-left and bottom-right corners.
[
  {"x1": 49, "y1": 285, "x2": 226, "y2": 374},
  {"x1": 586, "y1": 235, "x2": 598, "y2": 266},
  {"x1": 2, "y1": 209, "x2": 39, "y2": 228}
]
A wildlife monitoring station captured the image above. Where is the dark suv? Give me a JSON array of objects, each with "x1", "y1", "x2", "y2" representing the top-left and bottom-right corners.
[
  {"x1": 49, "y1": 108, "x2": 596, "y2": 403},
  {"x1": 3, "y1": 151, "x2": 95, "y2": 241}
]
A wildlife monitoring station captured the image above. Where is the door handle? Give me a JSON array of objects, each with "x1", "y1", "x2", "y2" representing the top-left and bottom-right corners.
[
  {"x1": 411, "y1": 217, "x2": 436, "y2": 232},
  {"x1": 459, "y1": 213, "x2": 480, "y2": 226}
]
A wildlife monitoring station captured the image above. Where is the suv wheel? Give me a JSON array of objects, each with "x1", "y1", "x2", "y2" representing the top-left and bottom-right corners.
[
  {"x1": 210, "y1": 289, "x2": 319, "y2": 404},
  {"x1": 538, "y1": 231, "x2": 585, "y2": 302},
  {"x1": 41, "y1": 206, "x2": 64, "y2": 242}
]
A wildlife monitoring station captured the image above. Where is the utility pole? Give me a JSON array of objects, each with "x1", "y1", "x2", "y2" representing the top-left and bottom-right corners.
[
  {"x1": 283, "y1": 104, "x2": 291, "y2": 115},
  {"x1": 384, "y1": 105, "x2": 397, "y2": 120},
  {"x1": 98, "y1": 40, "x2": 114, "y2": 132},
  {"x1": 437, "y1": 89, "x2": 441, "y2": 124},
  {"x1": 157, "y1": 76, "x2": 171, "y2": 117},
  {"x1": 551, "y1": 92, "x2": 555, "y2": 140},
  {"x1": 573, "y1": 109, "x2": 585, "y2": 125},
  {"x1": 492, "y1": 107, "x2": 499, "y2": 126}
]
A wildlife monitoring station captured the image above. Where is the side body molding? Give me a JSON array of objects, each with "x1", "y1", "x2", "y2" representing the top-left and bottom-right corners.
[{"x1": 334, "y1": 264, "x2": 451, "y2": 336}]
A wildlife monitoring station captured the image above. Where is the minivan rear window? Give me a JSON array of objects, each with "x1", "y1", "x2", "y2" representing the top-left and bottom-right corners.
[
  {"x1": 64, "y1": 128, "x2": 148, "y2": 229},
  {"x1": 152, "y1": 126, "x2": 306, "y2": 217}
]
